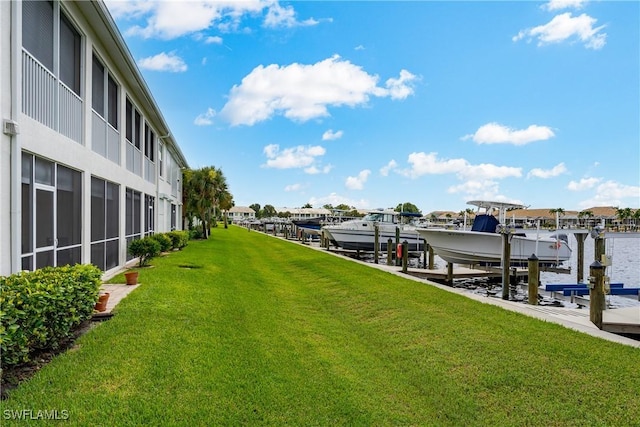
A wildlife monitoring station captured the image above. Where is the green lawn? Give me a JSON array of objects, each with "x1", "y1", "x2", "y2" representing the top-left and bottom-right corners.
[{"x1": 2, "y1": 225, "x2": 639, "y2": 426}]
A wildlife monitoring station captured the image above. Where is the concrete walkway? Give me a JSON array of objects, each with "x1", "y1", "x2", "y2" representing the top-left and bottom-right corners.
[{"x1": 93, "y1": 283, "x2": 139, "y2": 318}]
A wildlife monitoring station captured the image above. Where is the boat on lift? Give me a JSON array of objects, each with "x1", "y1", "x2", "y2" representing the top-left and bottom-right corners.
[
  {"x1": 416, "y1": 200, "x2": 572, "y2": 267},
  {"x1": 322, "y1": 210, "x2": 425, "y2": 251}
]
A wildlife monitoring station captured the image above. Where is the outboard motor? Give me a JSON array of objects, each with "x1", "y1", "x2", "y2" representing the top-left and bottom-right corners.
[{"x1": 549, "y1": 233, "x2": 569, "y2": 244}]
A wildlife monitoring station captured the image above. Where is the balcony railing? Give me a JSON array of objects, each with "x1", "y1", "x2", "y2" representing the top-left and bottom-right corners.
[{"x1": 22, "y1": 50, "x2": 83, "y2": 143}]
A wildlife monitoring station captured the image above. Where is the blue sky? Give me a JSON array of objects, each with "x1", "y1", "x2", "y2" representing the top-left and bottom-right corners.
[{"x1": 105, "y1": 0, "x2": 639, "y2": 213}]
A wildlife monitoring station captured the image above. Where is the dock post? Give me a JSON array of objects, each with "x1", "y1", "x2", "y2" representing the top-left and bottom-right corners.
[
  {"x1": 387, "y1": 238, "x2": 393, "y2": 266},
  {"x1": 395, "y1": 227, "x2": 401, "y2": 266},
  {"x1": 595, "y1": 234, "x2": 606, "y2": 263},
  {"x1": 402, "y1": 240, "x2": 408, "y2": 273},
  {"x1": 422, "y1": 240, "x2": 427, "y2": 269},
  {"x1": 574, "y1": 232, "x2": 587, "y2": 283},
  {"x1": 428, "y1": 246, "x2": 435, "y2": 269},
  {"x1": 446, "y1": 262, "x2": 453, "y2": 285},
  {"x1": 528, "y1": 254, "x2": 539, "y2": 305},
  {"x1": 509, "y1": 267, "x2": 518, "y2": 299},
  {"x1": 374, "y1": 225, "x2": 379, "y2": 264},
  {"x1": 589, "y1": 260, "x2": 606, "y2": 329},
  {"x1": 501, "y1": 230, "x2": 511, "y2": 300}
]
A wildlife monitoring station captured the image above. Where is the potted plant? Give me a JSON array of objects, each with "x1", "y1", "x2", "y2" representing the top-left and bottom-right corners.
[
  {"x1": 124, "y1": 270, "x2": 139, "y2": 285},
  {"x1": 94, "y1": 292, "x2": 110, "y2": 312}
]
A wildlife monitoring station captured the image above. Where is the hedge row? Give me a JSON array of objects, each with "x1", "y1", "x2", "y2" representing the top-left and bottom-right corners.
[
  {"x1": 128, "y1": 231, "x2": 190, "y2": 267},
  {"x1": 0, "y1": 264, "x2": 102, "y2": 367}
]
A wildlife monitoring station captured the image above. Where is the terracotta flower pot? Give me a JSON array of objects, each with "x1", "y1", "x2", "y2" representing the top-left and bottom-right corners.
[
  {"x1": 125, "y1": 271, "x2": 139, "y2": 285},
  {"x1": 94, "y1": 293, "x2": 110, "y2": 312}
]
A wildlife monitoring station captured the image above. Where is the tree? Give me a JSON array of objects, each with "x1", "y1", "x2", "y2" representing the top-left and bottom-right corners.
[
  {"x1": 301, "y1": 203, "x2": 313, "y2": 208},
  {"x1": 616, "y1": 207, "x2": 633, "y2": 231},
  {"x1": 323, "y1": 204, "x2": 334, "y2": 210},
  {"x1": 395, "y1": 202, "x2": 420, "y2": 214},
  {"x1": 335, "y1": 204, "x2": 352, "y2": 211},
  {"x1": 262, "y1": 204, "x2": 277, "y2": 218},
  {"x1": 549, "y1": 208, "x2": 565, "y2": 228},
  {"x1": 249, "y1": 203, "x2": 261, "y2": 218},
  {"x1": 182, "y1": 166, "x2": 232, "y2": 239},
  {"x1": 578, "y1": 210, "x2": 593, "y2": 228}
]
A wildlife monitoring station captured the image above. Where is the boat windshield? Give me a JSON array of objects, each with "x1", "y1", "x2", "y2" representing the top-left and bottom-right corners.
[{"x1": 363, "y1": 213, "x2": 385, "y2": 222}]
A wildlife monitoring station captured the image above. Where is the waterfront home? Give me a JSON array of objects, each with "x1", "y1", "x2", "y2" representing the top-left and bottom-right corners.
[
  {"x1": 0, "y1": 0, "x2": 188, "y2": 277},
  {"x1": 227, "y1": 206, "x2": 257, "y2": 223}
]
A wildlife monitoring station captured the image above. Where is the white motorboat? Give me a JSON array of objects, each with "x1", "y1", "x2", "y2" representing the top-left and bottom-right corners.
[
  {"x1": 322, "y1": 210, "x2": 425, "y2": 251},
  {"x1": 416, "y1": 201, "x2": 572, "y2": 267}
]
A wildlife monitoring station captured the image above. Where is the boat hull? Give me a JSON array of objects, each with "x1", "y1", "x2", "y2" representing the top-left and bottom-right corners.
[
  {"x1": 417, "y1": 228, "x2": 571, "y2": 266},
  {"x1": 323, "y1": 226, "x2": 424, "y2": 251}
]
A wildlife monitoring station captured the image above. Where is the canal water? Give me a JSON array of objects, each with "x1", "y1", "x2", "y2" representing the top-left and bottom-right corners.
[{"x1": 539, "y1": 234, "x2": 640, "y2": 287}]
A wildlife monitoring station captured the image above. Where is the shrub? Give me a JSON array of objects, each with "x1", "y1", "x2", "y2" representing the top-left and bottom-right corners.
[
  {"x1": 128, "y1": 237, "x2": 161, "y2": 267},
  {"x1": 150, "y1": 233, "x2": 172, "y2": 252},
  {"x1": 0, "y1": 264, "x2": 102, "y2": 367},
  {"x1": 167, "y1": 230, "x2": 189, "y2": 250}
]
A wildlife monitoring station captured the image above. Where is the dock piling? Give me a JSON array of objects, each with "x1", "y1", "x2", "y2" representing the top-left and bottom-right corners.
[
  {"x1": 589, "y1": 260, "x2": 606, "y2": 329},
  {"x1": 374, "y1": 225, "x2": 379, "y2": 264},
  {"x1": 387, "y1": 238, "x2": 393, "y2": 266},
  {"x1": 528, "y1": 254, "x2": 539, "y2": 305},
  {"x1": 402, "y1": 240, "x2": 408, "y2": 273}
]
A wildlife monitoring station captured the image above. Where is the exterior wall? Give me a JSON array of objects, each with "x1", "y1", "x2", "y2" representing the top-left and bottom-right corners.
[
  {"x1": 0, "y1": 1, "x2": 10, "y2": 276},
  {"x1": 0, "y1": 1, "x2": 188, "y2": 277}
]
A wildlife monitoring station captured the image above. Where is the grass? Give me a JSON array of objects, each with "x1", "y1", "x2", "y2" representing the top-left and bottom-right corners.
[{"x1": 2, "y1": 225, "x2": 639, "y2": 426}]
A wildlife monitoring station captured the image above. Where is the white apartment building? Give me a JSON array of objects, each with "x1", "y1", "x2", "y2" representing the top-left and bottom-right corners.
[{"x1": 0, "y1": 0, "x2": 188, "y2": 277}]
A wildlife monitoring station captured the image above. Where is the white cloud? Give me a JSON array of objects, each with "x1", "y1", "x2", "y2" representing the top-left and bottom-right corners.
[
  {"x1": 263, "y1": 144, "x2": 326, "y2": 170},
  {"x1": 355, "y1": 45, "x2": 365, "y2": 51},
  {"x1": 385, "y1": 69, "x2": 418, "y2": 100},
  {"x1": 308, "y1": 193, "x2": 369, "y2": 210},
  {"x1": 345, "y1": 170, "x2": 371, "y2": 190},
  {"x1": 263, "y1": 3, "x2": 319, "y2": 28},
  {"x1": 219, "y1": 55, "x2": 416, "y2": 126},
  {"x1": 304, "y1": 165, "x2": 333, "y2": 175},
  {"x1": 322, "y1": 129, "x2": 343, "y2": 141},
  {"x1": 543, "y1": 0, "x2": 588, "y2": 11},
  {"x1": 513, "y1": 13, "x2": 607, "y2": 50},
  {"x1": 205, "y1": 36, "x2": 223, "y2": 44},
  {"x1": 567, "y1": 177, "x2": 601, "y2": 191},
  {"x1": 284, "y1": 183, "x2": 303, "y2": 192},
  {"x1": 194, "y1": 108, "x2": 216, "y2": 126},
  {"x1": 399, "y1": 152, "x2": 521, "y2": 181},
  {"x1": 107, "y1": 1, "x2": 320, "y2": 40},
  {"x1": 379, "y1": 160, "x2": 398, "y2": 177},
  {"x1": 527, "y1": 162, "x2": 568, "y2": 179},
  {"x1": 138, "y1": 52, "x2": 187, "y2": 72},
  {"x1": 578, "y1": 181, "x2": 640, "y2": 208},
  {"x1": 398, "y1": 152, "x2": 522, "y2": 202},
  {"x1": 462, "y1": 122, "x2": 555, "y2": 145}
]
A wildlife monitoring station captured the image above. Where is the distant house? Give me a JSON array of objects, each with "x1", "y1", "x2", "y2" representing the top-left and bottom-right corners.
[
  {"x1": 276, "y1": 208, "x2": 333, "y2": 220},
  {"x1": 0, "y1": 1, "x2": 188, "y2": 277},
  {"x1": 227, "y1": 206, "x2": 257, "y2": 223}
]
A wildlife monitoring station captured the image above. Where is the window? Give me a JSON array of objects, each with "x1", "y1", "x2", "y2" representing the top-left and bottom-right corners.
[
  {"x1": 125, "y1": 188, "x2": 142, "y2": 260},
  {"x1": 158, "y1": 142, "x2": 164, "y2": 178},
  {"x1": 59, "y1": 12, "x2": 81, "y2": 95},
  {"x1": 145, "y1": 195, "x2": 155, "y2": 235},
  {"x1": 21, "y1": 153, "x2": 82, "y2": 271},
  {"x1": 144, "y1": 122, "x2": 155, "y2": 161},
  {"x1": 22, "y1": 2, "x2": 83, "y2": 141},
  {"x1": 125, "y1": 98, "x2": 143, "y2": 175},
  {"x1": 91, "y1": 177, "x2": 120, "y2": 271},
  {"x1": 22, "y1": 0, "x2": 54, "y2": 71},
  {"x1": 92, "y1": 55, "x2": 118, "y2": 128},
  {"x1": 92, "y1": 56, "x2": 105, "y2": 117}
]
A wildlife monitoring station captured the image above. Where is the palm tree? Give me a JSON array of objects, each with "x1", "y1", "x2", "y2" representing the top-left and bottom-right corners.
[
  {"x1": 578, "y1": 210, "x2": 594, "y2": 228},
  {"x1": 548, "y1": 208, "x2": 565, "y2": 229},
  {"x1": 615, "y1": 207, "x2": 633, "y2": 231}
]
